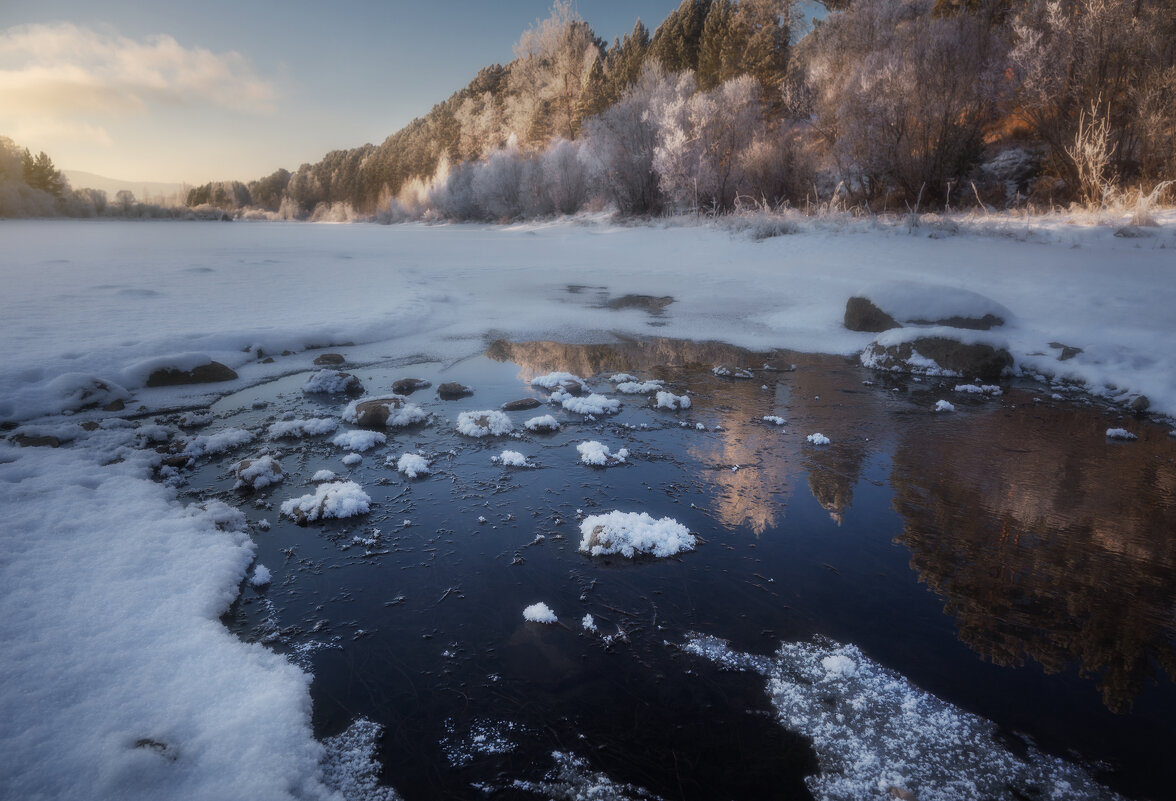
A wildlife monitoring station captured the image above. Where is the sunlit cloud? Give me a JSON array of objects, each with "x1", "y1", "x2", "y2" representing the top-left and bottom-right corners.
[
  {"x1": 10, "y1": 116, "x2": 113, "y2": 147},
  {"x1": 0, "y1": 23, "x2": 275, "y2": 117}
]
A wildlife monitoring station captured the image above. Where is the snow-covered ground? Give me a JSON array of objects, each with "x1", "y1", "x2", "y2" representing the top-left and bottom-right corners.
[{"x1": 1, "y1": 215, "x2": 1172, "y2": 799}]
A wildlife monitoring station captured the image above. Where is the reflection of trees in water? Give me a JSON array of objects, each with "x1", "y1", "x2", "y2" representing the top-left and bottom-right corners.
[
  {"x1": 487, "y1": 339, "x2": 878, "y2": 534},
  {"x1": 891, "y1": 405, "x2": 1176, "y2": 712}
]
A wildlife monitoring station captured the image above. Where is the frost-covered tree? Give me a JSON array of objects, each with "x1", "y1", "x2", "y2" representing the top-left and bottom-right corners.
[
  {"x1": 582, "y1": 64, "x2": 679, "y2": 214},
  {"x1": 507, "y1": 1, "x2": 603, "y2": 144},
  {"x1": 804, "y1": 0, "x2": 1006, "y2": 204},
  {"x1": 653, "y1": 74, "x2": 765, "y2": 210}
]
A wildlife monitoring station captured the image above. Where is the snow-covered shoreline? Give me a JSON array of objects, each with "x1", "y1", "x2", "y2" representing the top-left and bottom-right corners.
[{"x1": 1, "y1": 214, "x2": 1174, "y2": 423}]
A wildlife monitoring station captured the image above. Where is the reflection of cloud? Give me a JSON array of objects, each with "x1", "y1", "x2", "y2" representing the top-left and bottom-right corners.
[{"x1": 0, "y1": 23, "x2": 274, "y2": 116}]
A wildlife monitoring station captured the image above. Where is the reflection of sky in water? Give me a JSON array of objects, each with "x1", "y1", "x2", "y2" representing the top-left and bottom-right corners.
[{"x1": 197, "y1": 339, "x2": 1174, "y2": 800}]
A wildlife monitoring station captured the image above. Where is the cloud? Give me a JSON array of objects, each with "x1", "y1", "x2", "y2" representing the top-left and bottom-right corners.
[
  {"x1": 0, "y1": 23, "x2": 275, "y2": 117},
  {"x1": 10, "y1": 117, "x2": 113, "y2": 147}
]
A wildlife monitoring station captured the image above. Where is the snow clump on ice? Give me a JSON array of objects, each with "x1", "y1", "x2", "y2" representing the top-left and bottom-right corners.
[
  {"x1": 267, "y1": 418, "x2": 337, "y2": 438},
  {"x1": 655, "y1": 391, "x2": 691, "y2": 410},
  {"x1": 763, "y1": 416, "x2": 786, "y2": 426},
  {"x1": 456, "y1": 410, "x2": 513, "y2": 437},
  {"x1": 684, "y1": 634, "x2": 1118, "y2": 801},
  {"x1": 1106, "y1": 428, "x2": 1137, "y2": 441},
  {"x1": 558, "y1": 393, "x2": 621, "y2": 415},
  {"x1": 332, "y1": 429, "x2": 386, "y2": 452},
  {"x1": 280, "y1": 481, "x2": 371, "y2": 522},
  {"x1": 493, "y1": 450, "x2": 534, "y2": 467},
  {"x1": 609, "y1": 373, "x2": 638, "y2": 383},
  {"x1": 577, "y1": 441, "x2": 629, "y2": 466},
  {"x1": 582, "y1": 614, "x2": 597, "y2": 632},
  {"x1": 616, "y1": 380, "x2": 664, "y2": 394},
  {"x1": 579, "y1": 511, "x2": 696, "y2": 558},
  {"x1": 806, "y1": 433, "x2": 831, "y2": 445},
  {"x1": 302, "y1": 369, "x2": 361, "y2": 395},
  {"x1": 341, "y1": 453, "x2": 362, "y2": 466},
  {"x1": 341, "y1": 395, "x2": 427, "y2": 428},
  {"x1": 531, "y1": 371, "x2": 587, "y2": 392},
  {"x1": 249, "y1": 564, "x2": 272, "y2": 587},
  {"x1": 934, "y1": 400, "x2": 956, "y2": 412},
  {"x1": 523, "y1": 602, "x2": 558, "y2": 624},
  {"x1": 233, "y1": 455, "x2": 284, "y2": 490},
  {"x1": 524, "y1": 414, "x2": 560, "y2": 432},
  {"x1": 396, "y1": 453, "x2": 430, "y2": 478},
  {"x1": 311, "y1": 469, "x2": 337, "y2": 482},
  {"x1": 954, "y1": 383, "x2": 1002, "y2": 396},
  {"x1": 182, "y1": 428, "x2": 254, "y2": 458}
]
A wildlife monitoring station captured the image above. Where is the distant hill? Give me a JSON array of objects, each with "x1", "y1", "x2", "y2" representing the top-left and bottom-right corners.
[{"x1": 62, "y1": 170, "x2": 187, "y2": 203}]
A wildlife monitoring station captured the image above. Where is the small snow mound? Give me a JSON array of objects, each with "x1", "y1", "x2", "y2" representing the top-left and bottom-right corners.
[
  {"x1": 233, "y1": 455, "x2": 284, "y2": 490},
  {"x1": 524, "y1": 414, "x2": 560, "y2": 432},
  {"x1": 954, "y1": 383, "x2": 1003, "y2": 396},
  {"x1": 531, "y1": 371, "x2": 588, "y2": 391},
  {"x1": 820, "y1": 653, "x2": 857, "y2": 678},
  {"x1": 341, "y1": 453, "x2": 362, "y2": 466},
  {"x1": 609, "y1": 373, "x2": 639, "y2": 383},
  {"x1": 616, "y1": 380, "x2": 664, "y2": 394},
  {"x1": 311, "y1": 469, "x2": 337, "y2": 482},
  {"x1": 579, "y1": 511, "x2": 696, "y2": 558},
  {"x1": 806, "y1": 433, "x2": 831, "y2": 445},
  {"x1": 523, "y1": 602, "x2": 558, "y2": 624},
  {"x1": 763, "y1": 416, "x2": 786, "y2": 426},
  {"x1": 332, "y1": 430, "x2": 386, "y2": 452},
  {"x1": 561, "y1": 393, "x2": 621, "y2": 415},
  {"x1": 302, "y1": 370, "x2": 361, "y2": 395},
  {"x1": 493, "y1": 450, "x2": 533, "y2": 468},
  {"x1": 1106, "y1": 428, "x2": 1137, "y2": 441},
  {"x1": 577, "y1": 441, "x2": 629, "y2": 467},
  {"x1": 250, "y1": 564, "x2": 272, "y2": 587},
  {"x1": 182, "y1": 428, "x2": 255, "y2": 458},
  {"x1": 582, "y1": 614, "x2": 597, "y2": 632},
  {"x1": 456, "y1": 410, "x2": 513, "y2": 437},
  {"x1": 280, "y1": 481, "x2": 371, "y2": 523},
  {"x1": 655, "y1": 391, "x2": 690, "y2": 410},
  {"x1": 934, "y1": 400, "x2": 956, "y2": 412},
  {"x1": 268, "y1": 418, "x2": 337, "y2": 438},
  {"x1": 396, "y1": 453, "x2": 430, "y2": 478}
]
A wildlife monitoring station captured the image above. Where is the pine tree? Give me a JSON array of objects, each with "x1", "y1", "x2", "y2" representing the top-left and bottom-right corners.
[
  {"x1": 21, "y1": 150, "x2": 65, "y2": 196},
  {"x1": 698, "y1": 0, "x2": 734, "y2": 89},
  {"x1": 649, "y1": 0, "x2": 712, "y2": 73}
]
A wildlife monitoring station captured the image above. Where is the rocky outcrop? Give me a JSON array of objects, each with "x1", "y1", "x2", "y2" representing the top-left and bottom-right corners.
[
  {"x1": 313, "y1": 353, "x2": 346, "y2": 366},
  {"x1": 437, "y1": 382, "x2": 473, "y2": 399},
  {"x1": 861, "y1": 336, "x2": 1013, "y2": 380},
  {"x1": 392, "y1": 378, "x2": 431, "y2": 394},
  {"x1": 844, "y1": 297, "x2": 900, "y2": 333},
  {"x1": 501, "y1": 398, "x2": 541, "y2": 411}
]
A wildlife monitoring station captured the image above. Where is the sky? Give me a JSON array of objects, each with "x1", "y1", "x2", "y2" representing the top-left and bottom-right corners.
[{"x1": 0, "y1": 1, "x2": 690, "y2": 185}]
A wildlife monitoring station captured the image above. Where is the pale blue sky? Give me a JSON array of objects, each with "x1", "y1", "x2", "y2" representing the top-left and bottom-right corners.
[{"x1": 0, "y1": 1, "x2": 685, "y2": 183}]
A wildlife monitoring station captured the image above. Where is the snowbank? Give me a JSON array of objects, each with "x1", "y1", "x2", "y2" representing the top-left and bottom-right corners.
[
  {"x1": 579, "y1": 511, "x2": 696, "y2": 558},
  {"x1": 854, "y1": 281, "x2": 1012, "y2": 327},
  {"x1": 280, "y1": 481, "x2": 371, "y2": 523},
  {"x1": 684, "y1": 635, "x2": 1118, "y2": 801},
  {"x1": 0, "y1": 445, "x2": 344, "y2": 801}
]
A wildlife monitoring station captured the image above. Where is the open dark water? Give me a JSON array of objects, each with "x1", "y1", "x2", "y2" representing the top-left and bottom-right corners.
[{"x1": 181, "y1": 338, "x2": 1175, "y2": 800}]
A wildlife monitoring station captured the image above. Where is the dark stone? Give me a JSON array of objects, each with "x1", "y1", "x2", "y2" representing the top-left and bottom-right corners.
[
  {"x1": 844, "y1": 297, "x2": 900, "y2": 333},
  {"x1": 281, "y1": 350, "x2": 295, "y2": 356},
  {"x1": 161, "y1": 454, "x2": 190, "y2": 468},
  {"x1": 103, "y1": 398, "x2": 126, "y2": 412},
  {"x1": 1049, "y1": 342, "x2": 1083, "y2": 361},
  {"x1": 81, "y1": 421, "x2": 100, "y2": 431},
  {"x1": 502, "y1": 398, "x2": 541, "y2": 411},
  {"x1": 905, "y1": 313, "x2": 1004, "y2": 331},
  {"x1": 260, "y1": 357, "x2": 274, "y2": 364},
  {"x1": 392, "y1": 378, "x2": 431, "y2": 394},
  {"x1": 606, "y1": 294, "x2": 674, "y2": 314},
  {"x1": 863, "y1": 336, "x2": 1013, "y2": 380},
  {"x1": 146, "y1": 361, "x2": 237, "y2": 387},
  {"x1": 313, "y1": 353, "x2": 345, "y2": 366},
  {"x1": 1130, "y1": 395, "x2": 1150, "y2": 412},
  {"x1": 556, "y1": 380, "x2": 585, "y2": 396},
  {"x1": 437, "y1": 382, "x2": 473, "y2": 399},
  {"x1": 12, "y1": 433, "x2": 62, "y2": 448}
]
